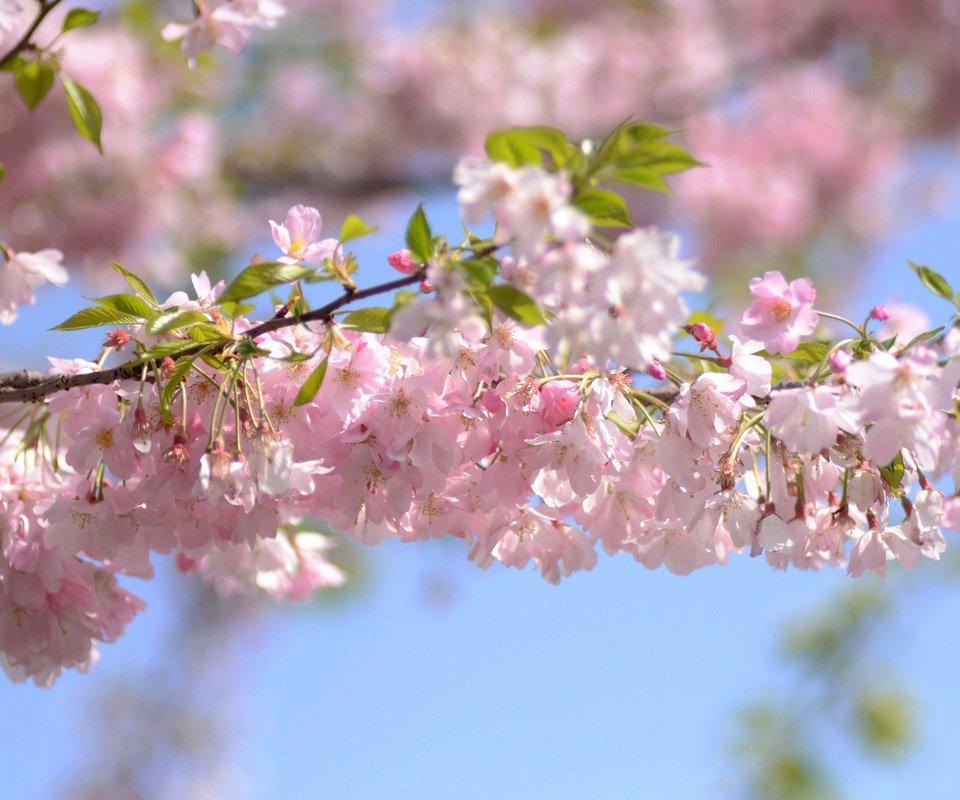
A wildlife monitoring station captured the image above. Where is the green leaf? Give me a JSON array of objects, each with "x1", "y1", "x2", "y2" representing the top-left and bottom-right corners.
[
  {"x1": 909, "y1": 261, "x2": 955, "y2": 304},
  {"x1": 218, "y1": 300, "x2": 256, "y2": 319},
  {"x1": 138, "y1": 340, "x2": 201, "y2": 360},
  {"x1": 159, "y1": 352, "x2": 202, "y2": 418},
  {"x1": 218, "y1": 261, "x2": 315, "y2": 304},
  {"x1": 898, "y1": 325, "x2": 945, "y2": 354},
  {"x1": 52, "y1": 306, "x2": 142, "y2": 331},
  {"x1": 455, "y1": 257, "x2": 498, "y2": 287},
  {"x1": 293, "y1": 358, "x2": 328, "y2": 407},
  {"x1": 146, "y1": 309, "x2": 210, "y2": 335},
  {"x1": 339, "y1": 214, "x2": 378, "y2": 244},
  {"x1": 62, "y1": 8, "x2": 100, "y2": 32},
  {"x1": 342, "y1": 307, "x2": 391, "y2": 333},
  {"x1": 781, "y1": 341, "x2": 831, "y2": 363},
  {"x1": 611, "y1": 168, "x2": 671, "y2": 193},
  {"x1": 572, "y1": 189, "x2": 632, "y2": 227},
  {"x1": 0, "y1": 55, "x2": 25, "y2": 73},
  {"x1": 487, "y1": 284, "x2": 546, "y2": 325},
  {"x1": 589, "y1": 121, "x2": 701, "y2": 193},
  {"x1": 15, "y1": 61, "x2": 55, "y2": 111},
  {"x1": 0, "y1": 162, "x2": 4, "y2": 182},
  {"x1": 60, "y1": 77, "x2": 103, "y2": 153},
  {"x1": 275, "y1": 352, "x2": 314, "y2": 364},
  {"x1": 854, "y1": 690, "x2": 915, "y2": 757},
  {"x1": 111, "y1": 262, "x2": 158, "y2": 306},
  {"x1": 405, "y1": 204, "x2": 433, "y2": 264},
  {"x1": 485, "y1": 126, "x2": 571, "y2": 168},
  {"x1": 879, "y1": 452, "x2": 905, "y2": 493},
  {"x1": 618, "y1": 141, "x2": 702, "y2": 174},
  {"x1": 93, "y1": 293, "x2": 155, "y2": 319}
]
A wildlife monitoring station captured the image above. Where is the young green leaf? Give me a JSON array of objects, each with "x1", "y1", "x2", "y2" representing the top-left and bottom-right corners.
[
  {"x1": 339, "y1": 214, "x2": 378, "y2": 244},
  {"x1": 0, "y1": 55, "x2": 25, "y2": 73},
  {"x1": 405, "y1": 204, "x2": 434, "y2": 264},
  {"x1": 879, "y1": 452, "x2": 905, "y2": 494},
  {"x1": 145, "y1": 309, "x2": 210, "y2": 336},
  {"x1": 293, "y1": 358, "x2": 328, "y2": 407},
  {"x1": 138, "y1": 340, "x2": 202, "y2": 360},
  {"x1": 52, "y1": 306, "x2": 142, "y2": 331},
  {"x1": 218, "y1": 262, "x2": 315, "y2": 304},
  {"x1": 898, "y1": 325, "x2": 945, "y2": 354},
  {"x1": 487, "y1": 284, "x2": 546, "y2": 325},
  {"x1": 611, "y1": 168, "x2": 671, "y2": 193},
  {"x1": 15, "y1": 61, "x2": 56, "y2": 111},
  {"x1": 111, "y1": 262, "x2": 158, "y2": 306},
  {"x1": 159, "y1": 352, "x2": 202, "y2": 418},
  {"x1": 909, "y1": 261, "x2": 955, "y2": 304},
  {"x1": 455, "y1": 257, "x2": 498, "y2": 287},
  {"x1": 485, "y1": 126, "x2": 571, "y2": 168},
  {"x1": 62, "y1": 8, "x2": 100, "y2": 32},
  {"x1": 93, "y1": 293, "x2": 155, "y2": 319},
  {"x1": 780, "y1": 341, "x2": 831, "y2": 363},
  {"x1": 60, "y1": 77, "x2": 103, "y2": 153},
  {"x1": 572, "y1": 189, "x2": 632, "y2": 227},
  {"x1": 342, "y1": 307, "x2": 391, "y2": 333}
]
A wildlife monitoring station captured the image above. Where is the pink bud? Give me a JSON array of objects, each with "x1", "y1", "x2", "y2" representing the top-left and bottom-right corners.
[
  {"x1": 829, "y1": 349, "x2": 852, "y2": 374},
  {"x1": 419, "y1": 280, "x2": 434, "y2": 294},
  {"x1": 646, "y1": 360, "x2": 666, "y2": 381},
  {"x1": 388, "y1": 249, "x2": 420, "y2": 275},
  {"x1": 870, "y1": 305, "x2": 890, "y2": 321},
  {"x1": 686, "y1": 322, "x2": 718, "y2": 352},
  {"x1": 539, "y1": 380, "x2": 579, "y2": 428}
]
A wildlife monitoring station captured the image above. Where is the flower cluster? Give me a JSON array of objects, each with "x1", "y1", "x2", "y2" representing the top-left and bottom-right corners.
[{"x1": 0, "y1": 137, "x2": 958, "y2": 687}]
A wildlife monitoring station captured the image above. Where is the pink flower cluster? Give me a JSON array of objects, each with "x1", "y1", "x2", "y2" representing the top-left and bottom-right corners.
[{"x1": 1, "y1": 180, "x2": 959, "y2": 688}]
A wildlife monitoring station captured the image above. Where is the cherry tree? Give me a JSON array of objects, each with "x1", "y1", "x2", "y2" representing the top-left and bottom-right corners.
[{"x1": 1, "y1": 0, "x2": 960, "y2": 689}]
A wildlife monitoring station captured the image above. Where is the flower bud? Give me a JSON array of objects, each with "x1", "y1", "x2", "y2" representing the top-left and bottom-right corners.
[
  {"x1": 388, "y1": 249, "x2": 420, "y2": 275},
  {"x1": 870, "y1": 305, "x2": 890, "y2": 321},
  {"x1": 646, "y1": 360, "x2": 667, "y2": 381},
  {"x1": 539, "y1": 380, "x2": 579, "y2": 428},
  {"x1": 686, "y1": 322, "x2": 718, "y2": 352},
  {"x1": 829, "y1": 349, "x2": 852, "y2": 375}
]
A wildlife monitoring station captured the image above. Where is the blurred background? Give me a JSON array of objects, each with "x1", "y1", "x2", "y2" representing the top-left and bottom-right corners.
[{"x1": 2, "y1": 0, "x2": 960, "y2": 796}]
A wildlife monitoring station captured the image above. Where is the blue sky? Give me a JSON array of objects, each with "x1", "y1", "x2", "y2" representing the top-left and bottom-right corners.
[{"x1": 2, "y1": 171, "x2": 960, "y2": 799}]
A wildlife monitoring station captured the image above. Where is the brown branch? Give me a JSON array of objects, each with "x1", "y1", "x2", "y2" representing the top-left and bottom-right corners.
[
  {"x1": 0, "y1": 0, "x2": 64, "y2": 69},
  {"x1": 0, "y1": 269, "x2": 426, "y2": 405}
]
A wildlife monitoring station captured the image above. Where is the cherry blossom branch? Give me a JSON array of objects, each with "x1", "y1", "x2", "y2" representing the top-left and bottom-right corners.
[
  {"x1": 0, "y1": 0, "x2": 64, "y2": 69},
  {"x1": 0, "y1": 268, "x2": 426, "y2": 405}
]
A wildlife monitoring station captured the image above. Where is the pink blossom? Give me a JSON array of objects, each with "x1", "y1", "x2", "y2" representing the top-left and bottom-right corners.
[
  {"x1": 727, "y1": 335, "x2": 772, "y2": 397},
  {"x1": 387, "y1": 249, "x2": 420, "y2": 275},
  {"x1": 162, "y1": 0, "x2": 286, "y2": 69},
  {"x1": 829, "y1": 349, "x2": 852, "y2": 375},
  {"x1": 740, "y1": 270, "x2": 818, "y2": 354},
  {"x1": 765, "y1": 386, "x2": 858, "y2": 453},
  {"x1": 538, "y1": 381, "x2": 579, "y2": 429},
  {"x1": 0, "y1": 248, "x2": 68, "y2": 325},
  {"x1": 269, "y1": 204, "x2": 338, "y2": 265}
]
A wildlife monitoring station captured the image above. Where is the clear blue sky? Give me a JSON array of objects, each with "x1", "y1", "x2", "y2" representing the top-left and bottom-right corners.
[{"x1": 2, "y1": 173, "x2": 960, "y2": 799}]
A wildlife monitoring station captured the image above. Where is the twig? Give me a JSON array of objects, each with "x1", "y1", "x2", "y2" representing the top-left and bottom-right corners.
[
  {"x1": 0, "y1": 269, "x2": 425, "y2": 405},
  {"x1": 0, "y1": 0, "x2": 64, "y2": 69}
]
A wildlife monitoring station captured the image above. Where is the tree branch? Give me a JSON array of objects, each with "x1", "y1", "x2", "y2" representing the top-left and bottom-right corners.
[
  {"x1": 0, "y1": 0, "x2": 64, "y2": 69},
  {"x1": 0, "y1": 269, "x2": 425, "y2": 405}
]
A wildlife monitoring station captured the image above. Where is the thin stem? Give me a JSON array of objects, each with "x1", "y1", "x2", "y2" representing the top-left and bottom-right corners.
[
  {"x1": 815, "y1": 310, "x2": 865, "y2": 338},
  {"x1": 631, "y1": 389, "x2": 671, "y2": 412},
  {"x1": 0, "y1": 269, "x2": 425, "y2": 405},
  {"x1": 0, "y1": 0, "x2": 65, "y2": 69}
]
